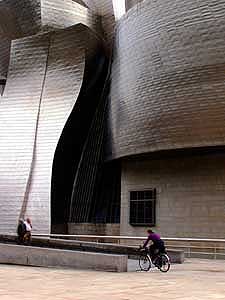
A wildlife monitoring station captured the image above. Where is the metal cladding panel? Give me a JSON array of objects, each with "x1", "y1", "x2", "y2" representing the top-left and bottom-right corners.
[
  {"x1": 0, "y1": 0, "x2": 41, "y2": 38},
  {"x1": 0, "y1": 37, "x2": 10, "y2": 78},
  {"x1": 83, "y1": 0, "x2": 114, "y2": 16},
  {"x1": 0, "y1": 0, "x2": 100, "y2": 39},
  {"x1": 41, "y1": 0, "x2": 100, "y2": 33},
  {"x1": 0, "y1": 23, "x2": 103, "y2": 234},
  {"x1": 72, "y1": 0, "x2": 88, "y2": 8},
  {"x1": 108, "y1": 0, "x2": 225, "y2": 160},
  {"x1": 0, "y1": 34, "x2": 49, "y2": 233},
  {"x1": 125, "y1": 0, "x2": 142, "y2": 11},
  {"x1": 26, "y1": 27, "x2": 85, "y2": 234},
  {"x1": 83, "y1": 0, "x2": 115, "y2": 46}
]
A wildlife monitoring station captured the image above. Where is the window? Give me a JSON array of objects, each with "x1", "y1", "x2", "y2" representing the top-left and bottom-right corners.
[{"x1": 129, "y1": 189, "x2": 156, "y2": 226}]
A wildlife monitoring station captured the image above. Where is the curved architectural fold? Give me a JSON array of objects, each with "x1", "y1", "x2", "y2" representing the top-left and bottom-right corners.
[
  {"x1": 1, "y1": 0, "x2": 225, "y2": 238},
  {"x1": 51, "y1": 30, "x2": 108, "y2": 228},
  {"x1": 0, "y1": 33, "x2": 50, "y2": 232},
  {"x1": 0, "y1": 0, "x2": 100, "y2": 39},
  {"x1": 68, "y1": 53, "x2": 109, "y2": 224},
  {"x1": 0, "y1": 0, "x2": 107, "y2": 233},
  {"x1": 108, "y1": 0, "x2": 225, "y2": 160}
]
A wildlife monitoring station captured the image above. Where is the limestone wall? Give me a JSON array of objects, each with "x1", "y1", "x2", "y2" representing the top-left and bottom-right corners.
[{"x1": 120, "y1": 152, "x2": 225, "y2": 238}]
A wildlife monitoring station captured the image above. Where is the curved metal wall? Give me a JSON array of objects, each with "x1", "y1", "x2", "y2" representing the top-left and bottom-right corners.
[
  {"x1": 125, "y1": 0, "x2": 142, "y2": 11},
  {"x1": 0, "y1": 0, "x2": 100, "y2": 39},
  {"x1": 0, "y1": 2, "x2": 105, "y2": 233},
  {"x1": 108, "y1": 0, "x2": 225, "y2": 160},
  {"x1": 83, "y1": 0, "x2": 116, "y2": 47},
  {"x1": 0, "y1": 24, "x2": 106, "y2": 234}
]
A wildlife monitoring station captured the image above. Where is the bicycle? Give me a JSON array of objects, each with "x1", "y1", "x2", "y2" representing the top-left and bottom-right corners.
[
  {"x1": 138, "y1": 247, "x2": 170, "y2": 272},
  {"x1": 20, "y1": 231, "x2": 31, "y2": 245}
]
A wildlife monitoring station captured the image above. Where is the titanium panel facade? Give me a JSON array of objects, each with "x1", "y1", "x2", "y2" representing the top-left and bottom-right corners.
[
  {"x1": 125, "y1": 0, "x2": 142, "y2": 11},
  {"x1": 1, "y1": 0, "x2": 225, "y2": 238},
  {"x1": 109, "y1": 0, "x2": 225, "y2": 160},
  {"x1": 83, "y1": 0, "x2": 116, "y2": 46},
  {"x1": 0, "y1": 34, "x2": 50, "y2": 233},
  {"x1": 0, "y1": 0, "x2": 100, "y2": 39},
  {"x1": 0, "y1": 0, "x2": 105, "y2": 234},
  {"x1": 23, "y1": 27, "x2": 86, "y2": 234}
]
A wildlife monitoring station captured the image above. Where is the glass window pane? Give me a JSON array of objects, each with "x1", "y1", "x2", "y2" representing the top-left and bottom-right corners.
[
  {"x1": 130, "y1": 190, "x2": 156, "y2": 225},
  {"x1": 130, "y1": 191, "x2": 137, "y2": 200},
  {"x1": 138, "y1": 191, "x2": 144, "y2": 200},
  {"x1": 144, "y1": 190, "x2": 152, "y2": 199}
]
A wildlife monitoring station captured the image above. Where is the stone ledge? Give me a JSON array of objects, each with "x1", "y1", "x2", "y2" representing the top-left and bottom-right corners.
[
  {"x1": 0, "y1": 234, "x2": 184, "y2": 264},
  {"x1": 0, "y1": 243, "x2": 127, "y2": 272}
]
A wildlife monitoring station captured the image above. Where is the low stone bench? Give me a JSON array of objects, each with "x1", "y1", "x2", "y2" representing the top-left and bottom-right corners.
[
  {"x1": 0, "y1": 234, "x2": 184, "y2": 264},
  {"x1": 167, "y1": 249, "x2": 184, "y2": 263},
  {"x1": 0, "y1": 243, "x2": 127, "y2": 272},
  {"x1": 31, "y1": 237, "x2": 184, "y2": 263}
]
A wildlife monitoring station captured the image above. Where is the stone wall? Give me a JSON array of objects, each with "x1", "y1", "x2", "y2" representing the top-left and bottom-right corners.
[
  {"x1": 120, "y1": 152, "x2": 225, "y2": 238},
  {"x1": 68, "y1": 223, "x2": 120, "y2": 236}
]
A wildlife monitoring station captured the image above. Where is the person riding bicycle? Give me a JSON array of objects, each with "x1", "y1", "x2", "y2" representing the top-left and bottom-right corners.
[{"x1": 142, "y1": 229, "x2": 166, "y2": 262}]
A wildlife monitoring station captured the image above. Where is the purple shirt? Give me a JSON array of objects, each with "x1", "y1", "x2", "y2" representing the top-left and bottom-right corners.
[{"x1": 143, "y1": 233, "x2": 161, "y2": 248}]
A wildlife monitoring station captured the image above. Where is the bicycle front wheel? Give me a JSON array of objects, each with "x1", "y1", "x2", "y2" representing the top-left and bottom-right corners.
[
  {"x1": 139, "y1": 253, "x2": 151, "y2": 271},
  {"x1": 159, "y1": 254, "x2": 170, "y2": 272}
]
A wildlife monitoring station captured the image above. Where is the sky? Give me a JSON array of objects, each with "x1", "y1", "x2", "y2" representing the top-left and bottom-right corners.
[{"x1": 112, "y1": 0, "x2": 126, "y2": 20}]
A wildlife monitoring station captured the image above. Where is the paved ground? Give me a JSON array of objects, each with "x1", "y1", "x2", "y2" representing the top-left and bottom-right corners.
[{"x1": 0, "y1": 258, "x2": 225, "y2": 300}]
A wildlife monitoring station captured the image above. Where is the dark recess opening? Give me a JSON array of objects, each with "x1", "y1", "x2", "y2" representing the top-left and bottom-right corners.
[
  {"x1": 51, "y1": 46, "x2": 108, "y2": 232},
  {"x1": 89, "y1": 161, "x2": 121, "y2": 224}
]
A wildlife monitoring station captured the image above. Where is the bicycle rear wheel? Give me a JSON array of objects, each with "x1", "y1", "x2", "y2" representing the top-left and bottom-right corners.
[
  {"x1": 23, "y1": 232, "x2": 31, "y2": 245},
  {"x1": 139, "y1": 253, "x2": 151, "y2": 271},
  {"x1": 159, "y1": 254, "x2": 170, "y2": 272}
]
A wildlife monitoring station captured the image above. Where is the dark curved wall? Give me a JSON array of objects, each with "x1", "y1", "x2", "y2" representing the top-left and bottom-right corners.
[
  {"x1": 108, "y1": 0, "x2": 225, "y2": 160},
  {"x1": 51, "y1": 45, "x2": 107, "y2": 226}
]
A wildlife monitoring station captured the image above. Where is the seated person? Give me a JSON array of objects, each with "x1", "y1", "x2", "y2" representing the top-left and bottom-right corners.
[
  {"x1": 23, "y1": 218, "x2": 32, "y2": 244},
  {"x1": 17, "y1": 219, "x2": 26, "y2": 244}
]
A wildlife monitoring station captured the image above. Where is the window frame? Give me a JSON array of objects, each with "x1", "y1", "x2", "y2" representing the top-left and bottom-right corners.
[{"x1": 129, "y1": 188, "x2": 156, "y2": 226}]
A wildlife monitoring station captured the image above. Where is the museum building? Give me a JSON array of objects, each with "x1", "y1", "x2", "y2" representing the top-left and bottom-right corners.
[{"x1": 0, "y1": 0, "x2": 225, "y2": 239}]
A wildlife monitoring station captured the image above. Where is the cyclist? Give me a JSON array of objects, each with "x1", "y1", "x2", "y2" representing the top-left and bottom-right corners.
[{"x1": 142, "y1": 229, "x2": 166, "y2": 262}]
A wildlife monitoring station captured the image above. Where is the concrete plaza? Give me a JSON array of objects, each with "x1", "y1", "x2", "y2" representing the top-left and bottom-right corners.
[{"x1": 0, "y1": 258, "x2": 225, "y2": 300}]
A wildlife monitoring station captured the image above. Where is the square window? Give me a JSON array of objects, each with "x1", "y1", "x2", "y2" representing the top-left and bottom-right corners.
[{"x1": 129, "y1": 189, "x2": 156, "y2": 226}]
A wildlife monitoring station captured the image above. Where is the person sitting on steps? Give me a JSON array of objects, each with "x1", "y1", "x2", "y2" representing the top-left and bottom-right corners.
[
  {"x1": 17, "y1": 218, "x2": 26, "y2": 244},
  {"x1": 23, "y1": 218, "x2": 32, "y2": 244}
]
